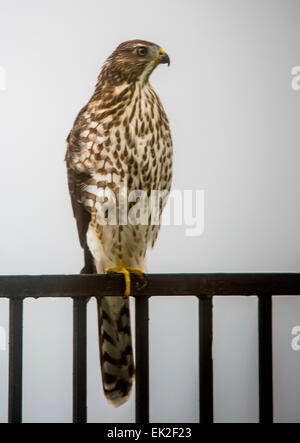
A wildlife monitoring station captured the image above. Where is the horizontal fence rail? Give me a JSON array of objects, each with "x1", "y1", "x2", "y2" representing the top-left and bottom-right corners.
[{"x1": 1, "y1": 273, "x2": 300, "y2": 423}]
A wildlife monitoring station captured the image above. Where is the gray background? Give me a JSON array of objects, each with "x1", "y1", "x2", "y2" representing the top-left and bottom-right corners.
[{"x1": 0, "y1": 0, "x2": 300, "y2": 423}]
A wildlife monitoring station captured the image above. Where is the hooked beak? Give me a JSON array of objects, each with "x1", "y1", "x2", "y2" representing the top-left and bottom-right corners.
[{"x1": 157, "y1": 48, "x2": 170, "y2": 66}]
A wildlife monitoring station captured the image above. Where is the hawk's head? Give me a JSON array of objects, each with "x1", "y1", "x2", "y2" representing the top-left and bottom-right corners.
[{"x1": 104, "y1": 40, "x2": 170, "y2": 84}]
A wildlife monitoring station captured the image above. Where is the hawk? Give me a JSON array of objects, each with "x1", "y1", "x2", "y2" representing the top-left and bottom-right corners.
[{"x1": 66, "y1": 40, "x2": 173, "y2": 407}]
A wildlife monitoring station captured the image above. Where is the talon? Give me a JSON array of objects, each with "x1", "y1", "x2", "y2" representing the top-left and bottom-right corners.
[
  {"x1": 139, "y1": 273, "x2": 149, "y2": 290},
  {"x1": 105, "y1": 262, "x2": 145, "y2": 297}
]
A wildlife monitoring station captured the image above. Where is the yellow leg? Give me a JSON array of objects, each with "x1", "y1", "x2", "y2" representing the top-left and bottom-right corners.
[{"x1": 105, "y1": 261, "x2": 145, "y2": 297}]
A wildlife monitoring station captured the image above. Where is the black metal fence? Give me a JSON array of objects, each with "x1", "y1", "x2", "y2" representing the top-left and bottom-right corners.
[{"x1": 1, "y1": 273, "x2": 300, "y2": 423}]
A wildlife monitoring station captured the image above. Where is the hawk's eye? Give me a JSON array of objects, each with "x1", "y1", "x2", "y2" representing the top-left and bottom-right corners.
[{"x1": 137, "y1": 47, "x2": 148, "y2": 56}]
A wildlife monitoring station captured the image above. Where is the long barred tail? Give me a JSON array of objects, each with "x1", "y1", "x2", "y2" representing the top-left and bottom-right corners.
[{"x1": 97, "y1": 296, "x2": 134, "y2": 407}]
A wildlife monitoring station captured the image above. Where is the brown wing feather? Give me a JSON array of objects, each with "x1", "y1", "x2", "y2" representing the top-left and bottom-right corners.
[{"x1": 66, "y1": 105, "x2": 94, "y2": 273}]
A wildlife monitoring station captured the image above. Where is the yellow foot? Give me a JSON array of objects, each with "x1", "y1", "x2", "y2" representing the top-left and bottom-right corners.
[{"x1": 105, "y1": 262, "x2": 145, "y2": 296}]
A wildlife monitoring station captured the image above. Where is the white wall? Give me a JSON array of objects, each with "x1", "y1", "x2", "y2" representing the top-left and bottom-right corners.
[{"x1": 0, "y1": 0, "x2": 300, "y2": 422}]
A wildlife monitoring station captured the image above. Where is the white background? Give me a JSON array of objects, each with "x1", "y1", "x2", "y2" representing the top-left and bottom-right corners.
[{"x1": 0, "y1": 0, "x2": 300, "y2": 422}]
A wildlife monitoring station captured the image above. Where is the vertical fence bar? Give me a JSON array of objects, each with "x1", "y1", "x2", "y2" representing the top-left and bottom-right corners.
[
  {"x1": 199, "y1": 295, "x2": 214, "y2": 423},
  {"x1": 73, "y1": 297, "x2": 87, "y2": 424},
  {"x1": 8, "y1": 298, "x2": 23, "y2": 423},
  {"x1": 258, "y1": 293, "x2": 273, "y2": 423},
  {"x1": 135, "y1": 296, "x2": 149, "y2": 424}
]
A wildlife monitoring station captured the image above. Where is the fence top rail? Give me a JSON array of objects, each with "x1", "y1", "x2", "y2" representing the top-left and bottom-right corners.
[{"x1": 0, "y1": 273, "x2": 300, "y2": 299}]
